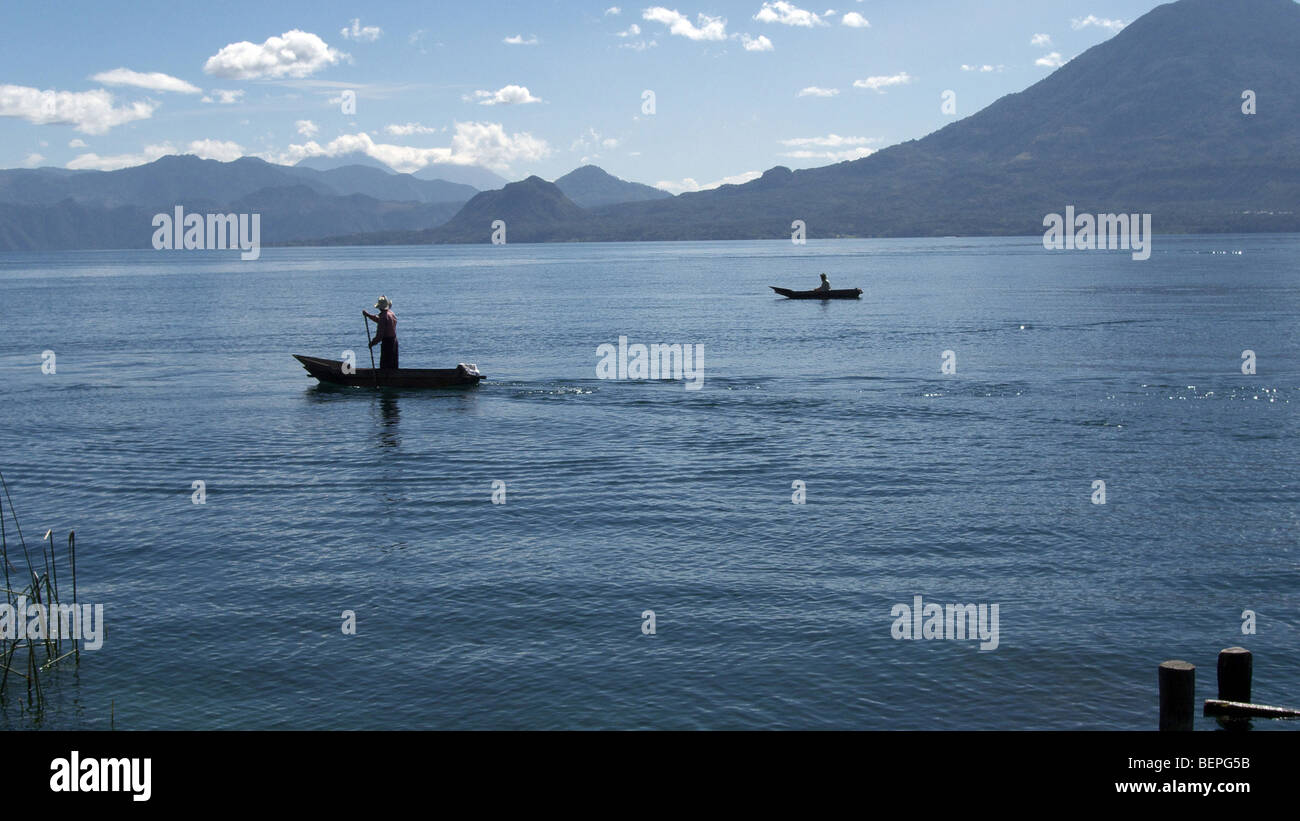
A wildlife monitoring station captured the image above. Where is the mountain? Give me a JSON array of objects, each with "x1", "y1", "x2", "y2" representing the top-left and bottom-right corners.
[
  {"x1": 229, "y1": 186, "x2": 464, "y2": 240},
  {"x1": 412, "y1": 163, "x2": 510, "y2": 190},
  {"x1": 294, "y1": 153, "x2": 509, "y2": 190},
  {"x1": 0, "y1": 200, "x2": 156, "y2": 251},
  {"x1": 337, "y1": 0, "x2": 1300, "y2": 244},
  {"x1": 281, "y1": 164, "x2": 477, "y2": 203},
  {"x1": 319, "y1": 176, "x2": 585, "y2": 245},
  {"x1": 0, "y1": 155, "x2": 475, "y2": 209},
  {"x1": 569, "y1": 0, "x2": 1300, "y2": 240},
  {"x1": 0, "y1": 155, "x2": 474, "y2": 250},
  {"x1": 430, "y1": 176, "x2": 586, "y2": 243},
  {"x1": 553, "y1": 165, "x2": 672, "y2": 208},
  {"x1": 294, "y1": 152, "x2": 398, "y2": 174},
  {"x1": 0, "y1": 156, "x2": 321, "y2": 209}
]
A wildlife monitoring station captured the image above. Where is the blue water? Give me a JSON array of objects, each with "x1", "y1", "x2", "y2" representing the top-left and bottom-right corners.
[{"x1": 1, "y1": 237, "x2": 1297, "y2": 730}]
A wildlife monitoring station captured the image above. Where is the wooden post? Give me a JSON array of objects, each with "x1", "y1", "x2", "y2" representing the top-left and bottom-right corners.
[
  {"x1": 1217, "y1": 647, "x2": 1252, "y2": 703},
  {"x1": 1159, "y1": 660, "x2": 1195, "y2": 731}
]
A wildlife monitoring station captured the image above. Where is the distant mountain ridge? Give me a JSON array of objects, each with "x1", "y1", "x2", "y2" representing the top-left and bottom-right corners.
[
  {"x1": 0, "y1": 156, "x2": 674, "y2": 250},
  {"x1": 553, "y1": 165, "x2": 671, "y2": 208},
  {"x1": 0, "y1": 155, "x2": 476, "y2": 250},
  {"x1": 294, "y1": 152, "x2": 510, "y2": 190},
  {"x1": 0, "y1": 155, "x2": 476, "y2": 209},
  {"x1": 294, "y1": 152, "x2": 398, "y2": 174},
  {"x1": 412, "y1": 163, "x2": 510, "y2": 190}
]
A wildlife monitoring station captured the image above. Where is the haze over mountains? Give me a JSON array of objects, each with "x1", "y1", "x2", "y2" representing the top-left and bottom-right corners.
[
  {"x1": 2, "y1": 0, "x2": 1297, "y2": 251},
  {"x1": 0, "y1": 155, "x2": 482, "y2": 250},
  {"x1": 295, "y1": 153, "x2": 509, "y2": 191}
]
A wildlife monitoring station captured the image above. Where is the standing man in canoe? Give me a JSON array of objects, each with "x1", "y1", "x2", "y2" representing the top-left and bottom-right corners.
[{"x1": 364, "y1": 295, "x2": 398, "y2": 370}]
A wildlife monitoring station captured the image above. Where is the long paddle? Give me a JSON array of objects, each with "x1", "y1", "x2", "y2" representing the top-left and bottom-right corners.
[{"x1": 363, "y1": 310, "x2": 378, "y2": 387}]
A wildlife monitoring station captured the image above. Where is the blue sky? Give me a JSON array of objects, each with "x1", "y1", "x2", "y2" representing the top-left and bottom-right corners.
[{"x1": 0, "y1": 0, "x2": 1170, "y2": 190}]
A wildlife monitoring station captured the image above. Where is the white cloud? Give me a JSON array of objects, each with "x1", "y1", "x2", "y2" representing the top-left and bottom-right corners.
[
  {"x1": 659, "y1": 179, "x2": 701, "y2": 193},
  {"x1": 960, "y1": 64, "x2": 1000, "y2": 72},
  {"x1": 780, "y1": 134, "x2": 872, "y2": 147},
  {"x1": 340, "y1": 18, "x2": 382, "y2": 41},
  {"x1": 620, "y1": 38, "x2": 658, "y2": 50},
  {"x1": 852, "y1": 72, "x2": 912, "y2": 92},
  {"x1": 571, "y1": 128, "x2": 621, "y2": 155},
  {"x1": 186, "y1": 139, "x2": 245, "y2": 162},
  {"x1": 841, "y1": 12, "x2": 869, "y2": 27},
  {"x1": 272, "y1": 122, "x2": 549, "y2": 173},
  {"x1": 779, "y1": 133, "x2": 876, "y2": 161},
  {"x1": 655, "y1": 169, "x2": 761, "y2": 194},
  {"x1": 23, "y1": 153, "x2": 44, "y2": 167},
  {"x1": 504, "y1": 34, "x2": 539, "y2": 45},
  {"x1": 466, "y1": 84, "x2": 542, "y2": 106},
  {"x1": 643, "y1": 7, "x2": 728, "y2": 41},
  {"x1": 296, "y1": 119, "x2": 319, "y2": 138},
  {"x1": 204, "y1": 30, "x2": 345, "y2": 80},
  {"x1": 741, "y1": 33, "x2": 774, "y2": 51},
  {"x1": 1071, "y1": 15, "x2": 1126, "y2": 32},
  {"x1": 617, "y1": 24, "x2": 641, "y2": 36},
  {"x1": 1035, "y1": 51, "x2": 1066, "y2": 67},
  {"x1": 754, "y1": 1, "x2": 826, "y2": 26},
  {"x1": 606, "y1": 6, "x2": 622, "y2": 14},
  {"x1": 384, "y1": 122, "x2": 439, "y2": 136},
  {"x1": 68, "y1": 138, "x2": 87, "y2": 148},
  {"x1": 63, "y1": 138, "x2": 241, "y2": 171},
  {"x1": 797, "y1": 86, "x2": 838, "y2": 97},
  {"x1": 0, "y1": 85, "x2": 155, "y2": 134},
  {"x1": 66, "y1": 143, "x2": 172, "y2": 171},
  {"x1": 720, "y1": 171, "x2": 760, "y2": 187},
  {"x1": 200, "y1": 89, "x2": 245, "y2": 104},
  {"x1": 1030, "y1": 33, "x2": 1052, "y2": 47},
  {"x1": 91, "y1": 68, "x2": 201, "y2": 94}
]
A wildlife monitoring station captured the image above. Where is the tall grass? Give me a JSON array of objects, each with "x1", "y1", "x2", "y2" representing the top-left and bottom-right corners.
[{"x1": 0, "y1": 469, "x2": 81, "y2": 714}]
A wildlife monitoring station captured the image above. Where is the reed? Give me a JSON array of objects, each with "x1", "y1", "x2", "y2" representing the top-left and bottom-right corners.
[
  {"x1": 0, "y1": 469, "x2": 83, "y2": 717},
  {"x1": 0, "y1": 470, "x2": 39, "y2": 590},
  {"x1": 69, "y1": 531, "x2": 78, "y2": 663}
]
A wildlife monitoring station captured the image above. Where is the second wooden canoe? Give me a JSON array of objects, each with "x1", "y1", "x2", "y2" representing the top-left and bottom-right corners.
[{"x1": 770, "y1": 286, "x2": 863, "y2": 300}]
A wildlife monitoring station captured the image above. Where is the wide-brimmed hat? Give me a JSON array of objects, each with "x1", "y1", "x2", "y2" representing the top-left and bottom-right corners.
[{"x1": 374, "y1": 295, "x2": 392, "y2": 310}]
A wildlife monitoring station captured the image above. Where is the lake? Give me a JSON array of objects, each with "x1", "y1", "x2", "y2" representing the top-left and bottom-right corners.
[{"x1": 1, "y1": 236, "x2": 1297, "y2": 729}]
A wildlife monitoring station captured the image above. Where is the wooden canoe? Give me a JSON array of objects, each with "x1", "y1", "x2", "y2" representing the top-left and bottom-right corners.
[
  {"x1": 293, "y1": 354, "x2": 484, "y2": 388},
  {"x1": 770, "y1": 286, "x2": 863, "y2": 300}
]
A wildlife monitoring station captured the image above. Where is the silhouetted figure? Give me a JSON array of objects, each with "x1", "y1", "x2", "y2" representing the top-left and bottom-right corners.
[{"x1": 364, "y1": 295, "x2": 399, "y2": 370}]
